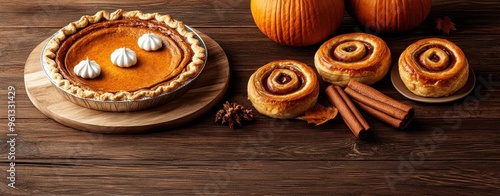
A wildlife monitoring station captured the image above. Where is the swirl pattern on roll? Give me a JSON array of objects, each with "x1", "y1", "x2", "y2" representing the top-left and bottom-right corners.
[
  {"x1": 314, "y1": 32, "x2": 391, "y2": 86},
  {"x1": 247, "y1": 60, "x2": 319, "y2": 119},
  {"x1": 399, "y1": 38, "x2": 469, "y2": 97}
]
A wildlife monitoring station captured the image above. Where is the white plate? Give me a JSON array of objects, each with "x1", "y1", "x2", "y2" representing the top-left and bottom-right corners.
[{"x1": 390, "y1": 64, "x2": 475, "y2": 103}]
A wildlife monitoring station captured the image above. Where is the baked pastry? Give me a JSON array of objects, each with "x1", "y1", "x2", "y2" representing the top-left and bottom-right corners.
[
  {"x1": 247, "y1": 60, "x2": 319, "y2": 119},
  {"x1": 314, "y1": 32, "x2": 391, "y2": 86},
  {"x1": 43, "y1": 9, "x2": 205, "y2": 102},
  {"x1": 399, "y1": 38, "x2": 469, "y2": 97}
]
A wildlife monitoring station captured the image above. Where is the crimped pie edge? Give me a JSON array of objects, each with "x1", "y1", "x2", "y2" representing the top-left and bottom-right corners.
[{"x1": 43, "y1": 9, "x2": 206, "y2": 101}]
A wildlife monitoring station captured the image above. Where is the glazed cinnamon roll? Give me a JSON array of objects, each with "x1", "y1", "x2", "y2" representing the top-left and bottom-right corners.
[
  {"x1": 247, "y1": 60, "x2": 319, "y2": 119},
  {"x1": 399, "y1": 38, "x2": 469, "y2": 97},
  {"x1": 314, "y1": 32, "x2": 391, "y2": 87}
]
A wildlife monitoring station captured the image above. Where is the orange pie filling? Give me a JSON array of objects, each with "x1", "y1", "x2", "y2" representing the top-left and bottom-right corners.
[
  {"x1": 55, "y1": 18, "x2": 193, "y2": 94},
  {"x1": 44, "y1": 10, "x2": 205, "y2": 102}
]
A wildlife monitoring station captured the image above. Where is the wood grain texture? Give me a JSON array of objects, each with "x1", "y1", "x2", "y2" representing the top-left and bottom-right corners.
[
  {"x1": 23, "y1": 31, "x2": 230, "y2": 133},
  {"x1": 1, "y1": 0, "x2": 500, "y2": 195},
  {"x1": 1, "y1": 161, "x2": 499, "y2": 195}
]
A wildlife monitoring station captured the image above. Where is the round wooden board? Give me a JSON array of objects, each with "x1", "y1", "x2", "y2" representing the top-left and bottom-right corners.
[{"x1": 24, "y1": 31, "x2": 230, "y2": 134}]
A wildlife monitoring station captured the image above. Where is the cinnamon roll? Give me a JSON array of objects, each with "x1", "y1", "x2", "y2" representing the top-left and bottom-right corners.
[
  {"x1": 314, "y1": 32, "x2": 391, "y2": 87},
  {"x1": 247, "y1": 60, "x2": 319, "y2": 119},
  {"x1": 399, "y1": 38, "x2": 469, "y2": 97}
]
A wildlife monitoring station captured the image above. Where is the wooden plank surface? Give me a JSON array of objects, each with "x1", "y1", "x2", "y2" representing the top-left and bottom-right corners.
[{"x1": 1, "y1": 0, "x2": 499, "y2": 195}]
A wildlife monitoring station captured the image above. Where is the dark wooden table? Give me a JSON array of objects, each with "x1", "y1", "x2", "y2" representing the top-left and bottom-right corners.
[{"x1": 1, "y1": 0, "x2": 499, "y2": 195}]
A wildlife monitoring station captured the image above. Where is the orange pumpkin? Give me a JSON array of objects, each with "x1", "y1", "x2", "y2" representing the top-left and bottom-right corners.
[
  {"x1": 346, "y1": 0, "x2": 432, "y2": 33},
  {"x1": 251, "y1": 0, "x2": 345, "y2": 47}
]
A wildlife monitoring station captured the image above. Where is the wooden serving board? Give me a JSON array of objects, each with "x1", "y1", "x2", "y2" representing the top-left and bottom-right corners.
[{"x1": 24, "y1": 31, "x2": 230, "y2": 133}]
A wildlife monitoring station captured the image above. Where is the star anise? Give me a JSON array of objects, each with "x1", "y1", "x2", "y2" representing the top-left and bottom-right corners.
[{"x1": 215, "y1": 101, "x2": 254, "y2": 129}]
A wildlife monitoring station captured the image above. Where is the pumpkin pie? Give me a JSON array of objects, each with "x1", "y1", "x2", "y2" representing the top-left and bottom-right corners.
[{"x1": 43, "y1": 9, "x2": 206, "y2": 101}]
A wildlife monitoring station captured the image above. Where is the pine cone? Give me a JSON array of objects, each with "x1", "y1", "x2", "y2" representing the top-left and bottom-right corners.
[{"x1": 215, "y1": 101, "x2": 254, "y2": 129}]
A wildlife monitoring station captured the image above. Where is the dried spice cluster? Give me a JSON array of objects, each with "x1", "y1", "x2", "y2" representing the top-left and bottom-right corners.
[{"x1": 215, "y1": 101, "x2": 254, "y2": 129}]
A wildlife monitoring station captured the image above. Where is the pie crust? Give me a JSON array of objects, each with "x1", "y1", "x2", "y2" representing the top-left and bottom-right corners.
[{"x1": 43, "y1": 9, "x2": 206, "y2": 101}]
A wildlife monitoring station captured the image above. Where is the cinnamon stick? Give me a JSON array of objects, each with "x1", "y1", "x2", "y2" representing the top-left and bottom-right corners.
[
  {"x1": 325, "y1": 85, "x2": 369, "y2": 138},
  {"x1": 335, "y1": 86, "x2": 371, "y2": 131},
  {"x1": 354, "y1": 100, "x2": 411, "y2": 129},
  {"x1": 344, "y1": 80, "x2": 414, "y2": 130},
  {"x1": 347, "y1": 80, "x2": 414, "y2": 117},
  {"x1": 344, "y1": 88, "x2": 410, "y2": 121}
]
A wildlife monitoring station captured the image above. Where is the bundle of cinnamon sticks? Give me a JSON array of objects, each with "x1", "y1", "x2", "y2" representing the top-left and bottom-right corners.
[{"x1": 325, "y1": 80, "x2": 414, "y2": 139}]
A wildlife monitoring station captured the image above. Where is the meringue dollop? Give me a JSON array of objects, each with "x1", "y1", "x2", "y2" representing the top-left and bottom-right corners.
[
  {"x1": 138, "y1": 33, "x2": 163, "y2": 51},
  {"x1": 111, "y1": 48, "x2": 137, "y2": 67},
  {"x1": 74, "y1": 57, "x2": 101, "y2": 79}
]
